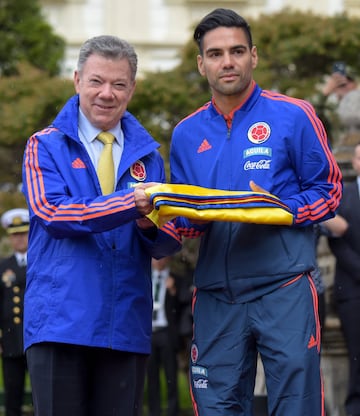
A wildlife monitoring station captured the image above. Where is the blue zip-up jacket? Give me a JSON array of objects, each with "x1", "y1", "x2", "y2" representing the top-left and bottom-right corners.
[
  {"x1": 171, "y1": 82, "x2": 342, "y2": 302},
  {"x1": 22, "y1": 95, "x2": 181, "y2": 353}
]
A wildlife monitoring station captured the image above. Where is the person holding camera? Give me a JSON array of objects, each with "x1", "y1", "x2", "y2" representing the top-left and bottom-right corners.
[{"x1": 322, "y1": 62, "x2": 360, "y2": 131}]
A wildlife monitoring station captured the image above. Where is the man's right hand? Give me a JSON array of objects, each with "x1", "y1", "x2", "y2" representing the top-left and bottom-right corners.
[{"x1": 134, "y1": 182, "x2": 159, "y2": 216}]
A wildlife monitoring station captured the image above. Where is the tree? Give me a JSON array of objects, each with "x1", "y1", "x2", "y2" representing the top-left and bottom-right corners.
[
  {"x1": 0, "y1": 0, "x2": 65, "y2": 76},
  {"x1": 249, "y1": 10, "x2": 360, "y2": 144},
  {"x1": 0, "y1": 63, "x2": 74, "y2": 184},
  {"x1": 249, "y1": 10, "x2": 360, "y2": 98},
  {"x1": 0, "y1": 0, "x2": 69, "y2": 206}
]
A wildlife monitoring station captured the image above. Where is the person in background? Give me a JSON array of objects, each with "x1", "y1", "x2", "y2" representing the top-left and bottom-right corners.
[
  {"x1": 0, "y1": 208, "x2": 30, "y2": 416},
  {"x1": 328, "y1": 142, "x2": 360, "y2": 416},
  {"x1": 170, "y1": 8, "x2": 342, "y2": 416},
  {"x1": 168, "y1": 240, "x2": 197, "y2": 379},
  {"x1": 145, "y1": 257, "x2": 179, "y2": 416},
  {"x1": 21, "y1": 35, "x2": 181, "y2": 416},
  {"x1": 175, "y1": 261, "x2": 194, "y2": 379},
  {"x1": 322, "y1": 216, "x2": 349, "y2": 238},
  {"x1": 322, "y1": 62, "x2": 360, "y2": 132},
  {"x1": 312, "y1": 215, "x2": 349, "y2": 336}
]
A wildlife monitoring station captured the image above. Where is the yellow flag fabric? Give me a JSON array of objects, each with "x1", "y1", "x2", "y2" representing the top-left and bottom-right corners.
[{"x1": 145, "y1": 184, "x2": 293, "y2": 228}]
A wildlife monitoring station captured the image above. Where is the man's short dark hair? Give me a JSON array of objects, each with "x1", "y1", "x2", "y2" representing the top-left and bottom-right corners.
[{"x1": 193, "y1": 8, "x2": 253, "y2": 55}]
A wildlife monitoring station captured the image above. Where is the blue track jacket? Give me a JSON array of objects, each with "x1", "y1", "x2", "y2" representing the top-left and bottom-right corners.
[
  {"x1": 171, "y1": 82, "x2": 342, "y2": 302},
  {"x1": 22, "y1": 95, "x2": 181, "y2": 354}
]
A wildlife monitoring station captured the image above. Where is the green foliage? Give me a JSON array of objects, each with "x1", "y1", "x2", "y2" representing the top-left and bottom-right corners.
[
  {"x1": 129, "y1": 41, "x2": 208, "y2": 177},
  {"x1": 247, "y1": 10, "x2": 360, "y2": 144},
  {"x1": 0, "y1": 63, "x2": 73, "y2": 145},
  {"x1": 0, "y1": 0, "x2": 65, "y2": 76},
  {"x1": 0, "y1": 190, "x2": 27, "y2": 255},
  {"x1": 0, "y1": 0, "x2": 69, "y2": 187},
  {"x1": 0, "y1": 63, "x2": 74, "y2": 183},
  {"x1": 143, "y1": 367, "x2": 192, "y2": 411},
  {"x1": 249, "y1": 10, "x2": 360, "y2": 99}
]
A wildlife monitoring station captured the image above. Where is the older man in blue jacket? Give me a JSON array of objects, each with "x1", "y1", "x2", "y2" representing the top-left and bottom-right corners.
[{"x1": 22, "y1": 35, "x2": 181, "y2": 416}]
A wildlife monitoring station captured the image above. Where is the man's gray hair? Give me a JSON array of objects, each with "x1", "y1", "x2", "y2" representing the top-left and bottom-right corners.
[{"x1": 77, "y1": 35, "x2": 138, "y2": 80}]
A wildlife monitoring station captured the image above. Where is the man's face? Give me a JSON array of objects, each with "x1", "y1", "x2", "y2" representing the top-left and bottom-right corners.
[
  {"x1": 352, "y1": 144, "x2": 360, "y2": 176},
  {"x1": 74, "y1": 54, "x2": 136, "y2": 131},
  {"x1": 9, "y1": 232, "x2": 28, "y2": 254},
  {"x1": 197, "y1": 26, "x2": 258, "y2": 104}
]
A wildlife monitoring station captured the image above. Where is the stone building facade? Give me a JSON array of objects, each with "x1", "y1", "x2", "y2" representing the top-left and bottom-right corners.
[{"x1": 40, "y1": 0, "x2": 360, "y2": 77}]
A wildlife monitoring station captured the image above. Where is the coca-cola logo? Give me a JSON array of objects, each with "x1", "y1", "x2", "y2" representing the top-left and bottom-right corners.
[{"x1": 244, "y1": 159, "x2": 271, "y2": 170}]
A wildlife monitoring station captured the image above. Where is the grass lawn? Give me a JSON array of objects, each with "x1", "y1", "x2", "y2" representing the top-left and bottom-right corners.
[{"x1": 143, "y1": 368, "x2": 192, "y2": 413}]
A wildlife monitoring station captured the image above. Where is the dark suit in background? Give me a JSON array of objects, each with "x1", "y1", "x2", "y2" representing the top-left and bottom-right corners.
[
  {"x1": 146, "y1": 258, "x2": 179, "y2": 416},
  {"x1": 329, "y1": 178, "x2": 360, "y2": 416},
  {"x1": 0, "y1": 255, "x2": 28, "y2": 416},
  {"x1": 0, "y1": 207, "x2": 30, "y2": 416}
]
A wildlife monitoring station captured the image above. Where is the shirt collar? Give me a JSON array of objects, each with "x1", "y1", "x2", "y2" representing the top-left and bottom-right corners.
[
  {"x1": 15, "y1": 252, "x2": 27, "y2": 266},
  {"x1": 78, "y1": 108, "x2": 122, "y2": 145}
]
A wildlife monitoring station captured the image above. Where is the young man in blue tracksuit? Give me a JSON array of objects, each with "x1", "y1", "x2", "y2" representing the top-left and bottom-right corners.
[
  {"x1": 170, "y1": 9, "x2": 342, "y2": 416},
  {"x1": 22, "y1": 35, "x2": 181, "y2": 416}
]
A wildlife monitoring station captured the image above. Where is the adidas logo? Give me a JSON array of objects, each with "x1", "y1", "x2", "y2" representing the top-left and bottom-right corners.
[
  {"x1": 197, "y1": 139, "x2": 212, "y2": 153},
  {"x1": 72, "y1": 158, "x2": 86, "y2": 169},
  {"x1": 307, "y1": 334, "x2": 317, "y2": 349}
]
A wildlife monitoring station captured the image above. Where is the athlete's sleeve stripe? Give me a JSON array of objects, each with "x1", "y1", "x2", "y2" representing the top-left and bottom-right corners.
[
  {"x1": 297, "y1": 198, "x2": 329, "y2": 218},
  {"x1": 174, "y1": 226, "x2": 204, "y2": 239},
  {"x1": 295, "y1": 208, "x2": 330, "y2": 224},
  {"x1": 24, "y1": 135, "x2": 136, "y2": 223},
  {"x1": 261, "y1": 90, "x2": 342, "y2": 223},
  {"x1": 160, "y1": 222, "x2": 182, "y2": 243}
]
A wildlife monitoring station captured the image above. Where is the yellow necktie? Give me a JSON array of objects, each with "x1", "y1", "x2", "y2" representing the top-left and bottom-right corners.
[{"x1": 97, "y1": 132, "x2": 115, "y2": 195}]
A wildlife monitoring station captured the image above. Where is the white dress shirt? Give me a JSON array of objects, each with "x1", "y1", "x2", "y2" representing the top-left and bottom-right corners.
[
  {"x1": 15, "y1": 252, "x2": 27, "y2": 267},
  {"x1": 152, "y1": 268, "x2": 169, "y2": 329},
  {"x1": 77, "y1": 108, "x2": 124, "y2": 182}
]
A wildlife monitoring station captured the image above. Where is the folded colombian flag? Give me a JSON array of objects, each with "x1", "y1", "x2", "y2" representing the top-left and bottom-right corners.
[{"x1": 144, "y1": 184, "x2": 293, "y2": 227}]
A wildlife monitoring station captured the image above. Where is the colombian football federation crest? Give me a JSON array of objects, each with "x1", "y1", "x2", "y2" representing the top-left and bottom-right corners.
[
  {"x1": 130, "y1": 160, "x2": 146, "y2": 181},
  {"x1": 247, "y1": 122, "x2": 271, "y2": 144},
  {"x1": 191, "y1": 343, "x2": 199, "y2": 364}
]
